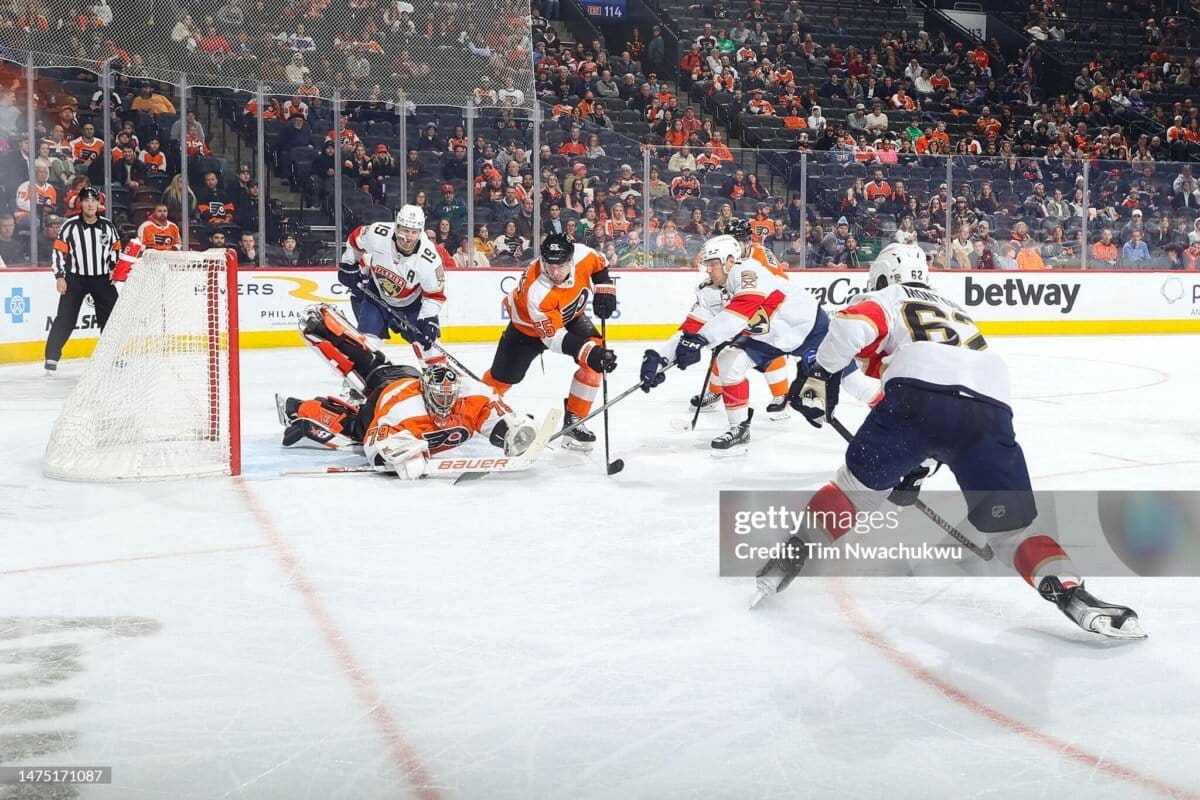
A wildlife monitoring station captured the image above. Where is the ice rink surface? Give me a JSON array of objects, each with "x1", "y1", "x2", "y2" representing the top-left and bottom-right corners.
[{"x1": 2, "y1": 334, "x2": 1200, "y2": 799}]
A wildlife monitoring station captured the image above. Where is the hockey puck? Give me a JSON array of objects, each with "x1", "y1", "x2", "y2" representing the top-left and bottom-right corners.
[{"x1": 606, "y1": 459, "x2": 625, "y2": 475}]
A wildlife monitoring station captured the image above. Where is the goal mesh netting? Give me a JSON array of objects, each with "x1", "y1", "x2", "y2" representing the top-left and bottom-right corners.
[{"x1": 44, "y1": 249, "x2": 241, "y2": 481}]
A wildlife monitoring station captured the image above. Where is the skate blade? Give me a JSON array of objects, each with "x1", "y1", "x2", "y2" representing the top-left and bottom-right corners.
[
  {"x1": 561, "y1": 439, "x2": 595, "y2": 454},
  {"x1": 275, "y1": 394, "x2": 290, "y2": 426},
  {"x1": 1091, "y1": 615, "x2": 1147, "y2": 640},
  {"x1": 767, "y1": 409, "x2": 790, "y2": 421},
  {"x1": 711, "y1": 444, "x2": 749, "y2": 458}
]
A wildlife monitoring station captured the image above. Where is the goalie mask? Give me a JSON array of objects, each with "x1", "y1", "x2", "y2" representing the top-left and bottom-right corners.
[
  {"x1": 868, "y1": 242, "x2": 929, "y2": 290},
  {"x1": 421, "y1": 364, "x2": 460, "y2": 419}
]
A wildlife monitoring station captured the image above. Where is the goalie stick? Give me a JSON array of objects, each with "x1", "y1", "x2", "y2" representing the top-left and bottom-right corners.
[
  {"x1": 826, "y1": 416, "x2": 995, "y2": 562},
  {"x1": 454, "y1": 362, "x2": 679, "y2": 484},
  {"x1": 281, "y1": 408, "x2": 562, "y2": 479}
]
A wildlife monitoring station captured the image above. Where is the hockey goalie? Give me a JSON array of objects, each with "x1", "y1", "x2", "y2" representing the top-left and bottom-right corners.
[{"x1": 278, "y1": 305, "x2": 540, "y2": 478}]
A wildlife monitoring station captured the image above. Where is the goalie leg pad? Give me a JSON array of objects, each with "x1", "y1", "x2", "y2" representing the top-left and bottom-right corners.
[
  {"x1": 300, "y1": 304, "x2": 388, "y2": 394},
  {"x1": 281, "y1": 396, "x2": 364, "y2": 449}
]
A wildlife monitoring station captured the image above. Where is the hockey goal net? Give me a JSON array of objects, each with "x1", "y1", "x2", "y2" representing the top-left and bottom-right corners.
[{"x1": 44, "y1": 249, "x2": 241, "y2": 480}]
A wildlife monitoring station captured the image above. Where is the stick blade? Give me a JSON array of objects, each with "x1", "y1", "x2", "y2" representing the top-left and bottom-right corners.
[{"x1": 606, "y1": 458, "x2": 625, "y2": 475}]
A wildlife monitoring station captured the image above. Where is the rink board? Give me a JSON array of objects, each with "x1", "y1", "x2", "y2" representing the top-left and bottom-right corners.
[{"x1": 4, "y1": 267, "x2": 1200, "y2": 363}]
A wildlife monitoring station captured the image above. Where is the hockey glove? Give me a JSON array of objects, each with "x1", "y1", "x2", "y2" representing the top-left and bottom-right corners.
[
  {"x1": 675, "y1": 332, "x2": 706, "y2": 370},
  {"x1": 578, "y1": 338, "x2": 618, "y2": 373},
  {"x1": 592, "y1": 283, "x2": 618, "y2": 320},
  {"x1": 372, "y1": 430, "x2": 430, "y2": 480},
  {"x1": 640, "y1": 350, "x2": 669, "y2": 392},
  {"x1": 413, "y1": 316, "x2": 440, "y2": 349},
  {"x1": 888, "y1": 461, "x2": 941, "y2": 507},
  {"x1": 788, "y1": 365, "x2": 840, "y2": 428}
]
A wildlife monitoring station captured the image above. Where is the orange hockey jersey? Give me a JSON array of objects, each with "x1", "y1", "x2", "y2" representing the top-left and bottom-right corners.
[
  {"x1": 504, "y1": 243, "x2": 607, "y2": 339},
  {"x1": 365, "y1": 374, "x2": 509, "y2": 457}
]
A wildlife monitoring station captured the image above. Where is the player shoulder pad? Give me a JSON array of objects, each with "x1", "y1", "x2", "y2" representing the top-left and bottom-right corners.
[
  {"x1": 415, "y1": 235, "x2": 441, "y2": 264},
  {"x1": 727, "y1": 259, "x2": 767, "y2": 293},
  {"x1": 574, "y1": 242, "x2": 603, "y2": 267}
]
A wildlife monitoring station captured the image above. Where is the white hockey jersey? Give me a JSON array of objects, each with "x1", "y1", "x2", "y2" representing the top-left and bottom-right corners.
[
  {"x1": 696, "y1": 258, "x2": 821, "y2": 353},
  {"x1": 815, "y1": 282, "x2": 1010, "y2": 406},
  {"x1": 342, "y1": 223, "x2": 447, "y2": 316}
]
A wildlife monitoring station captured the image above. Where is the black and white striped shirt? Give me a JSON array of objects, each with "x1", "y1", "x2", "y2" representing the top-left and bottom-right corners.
[{"x1": 52, "y1": 215, "x2": 120, "y2": 278}]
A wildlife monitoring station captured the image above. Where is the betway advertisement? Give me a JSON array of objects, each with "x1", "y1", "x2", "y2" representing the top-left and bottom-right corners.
[{"x1": 3, "y1": 268, "x2": 1199, "y2": 363}]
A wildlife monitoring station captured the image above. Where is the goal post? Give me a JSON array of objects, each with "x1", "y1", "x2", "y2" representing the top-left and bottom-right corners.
[{"x1": 44, "y1": 249, "x2": 241, "y2": 481}]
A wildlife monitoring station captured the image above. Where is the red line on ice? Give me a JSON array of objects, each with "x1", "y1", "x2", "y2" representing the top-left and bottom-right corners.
[
  {"x1": 237, "y1": 480, "x2": 443, "y2": 800},
  {"x1": 834, "y1": 585, "x2": 1198, "y2": 799}
]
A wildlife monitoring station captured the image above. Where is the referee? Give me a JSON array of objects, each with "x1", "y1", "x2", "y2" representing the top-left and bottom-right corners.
[{"x1": 44, "y1": 187, "x2": 121, "y2": 374}]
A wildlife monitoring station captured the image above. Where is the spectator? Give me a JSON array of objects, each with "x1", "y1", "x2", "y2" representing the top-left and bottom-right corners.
[
  {"x1": 492, "y1": 219, "x2": 531, "y2": 265},
  {"x1": 130, "y1": 83, "x2": 177, "y2": 115},
  {"x1": 137, "y1": 203, "x2": 183, "y2": 251},
  {"x1": 820, "y1": 217, "x2": 851, "y2": 263},
  {"x1": 1120, "y1": 228, "x2": 1153, "y2": 267},
  {"x1": 15, "y1": 163, "x2": 57, "y2": 224},
  {"x1": 162, "y1": 174, "x2": 197, "y2": 224},
  {"x1": 169, "y1": 111, "x2": 205, "y2": 144},
  {"x1": 670, "y1": 166, "x2": 701, "y2": 200},
  {"x1": 0, "y1": 214, "x2": 28, "y2": 266},
  {"x1": 434, "y1": 184, "x2": 468, "y2": 233},
  {"x1": 236, "y1": 231, "x2": 260, "y2": 266}
]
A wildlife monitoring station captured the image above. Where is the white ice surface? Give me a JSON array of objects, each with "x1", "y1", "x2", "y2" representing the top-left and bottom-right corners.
[{"x1": 2, "y1": 334, "x2": 1199, "y2": 799}]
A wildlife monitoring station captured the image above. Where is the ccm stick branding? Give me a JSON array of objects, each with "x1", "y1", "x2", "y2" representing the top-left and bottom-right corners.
[{"x1": 964, "y1": 276, "x2": 1080, "y2": 314}]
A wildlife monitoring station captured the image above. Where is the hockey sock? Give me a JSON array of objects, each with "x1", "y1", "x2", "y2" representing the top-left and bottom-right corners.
[{"x1": 566, "y1": 367, "x2": 601, "y2": 418}]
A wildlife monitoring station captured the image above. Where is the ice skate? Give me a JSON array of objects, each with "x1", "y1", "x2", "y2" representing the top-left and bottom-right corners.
[
  {"x1": 750, "y1": 534, "x2": 809, "y2": 609},
  {"x1": 766, "y1": 395, "x2": 790, "y2": 421},
  {"x1": 711, "y1": 408, "x2": 752, "y2": 457},
  {"x1": 1039, "y1": 576, "x2": 1147, "y2": 640},
  {"x1": 690, "y1": 389, "x2": 721, "y2": 413},
  {"x1": 561, "y1": 400, "x2": 596, "y2": 453}
]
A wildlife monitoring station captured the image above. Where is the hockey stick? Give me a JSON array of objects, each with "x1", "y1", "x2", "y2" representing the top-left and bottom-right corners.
[
  {"x1": 357, "y1": 283, "x2": 484, "y2": 382},
  {"x1": 283, "y1": 408, "x2": 562, "y2": 480},
  {"x1": 671, "y1": 341, "x2": 729, "y2": 431},
  {"x1": 826, "y1": 416, "x2": 995, "y2": 562},
  {"x1": 454, "y1": 364, "x2": 676, "y2": 484},
  {"x1": 549, "y1": 361, "x2": 677, "y2": 443},
  {"x1": 598, "y1": 319, "x2": 623, "y2": 476}
]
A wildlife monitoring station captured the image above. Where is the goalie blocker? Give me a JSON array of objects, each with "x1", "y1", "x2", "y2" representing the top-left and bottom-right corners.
[{"x1": 280, "y1": 304, "x2": 539, "y2": 479}]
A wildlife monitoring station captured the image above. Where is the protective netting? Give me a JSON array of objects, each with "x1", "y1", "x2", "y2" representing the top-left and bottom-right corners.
[
  {"x1": 44, "y1": 248, "x2": 239, "y2": 480},
  {"x1": 0, "y1": 0, "x2": 535, "y2": 106}
]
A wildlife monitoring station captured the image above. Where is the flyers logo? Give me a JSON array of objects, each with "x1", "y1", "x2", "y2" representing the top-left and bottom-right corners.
[
  {"x1": 740, "y1": 270, "x2": 757, "y2": 289},
  {"x1": 423, "y1": 426, "x2": 471, "y2": 453}
]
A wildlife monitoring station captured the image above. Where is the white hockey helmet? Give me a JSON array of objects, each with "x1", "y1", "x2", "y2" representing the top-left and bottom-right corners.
[
  {"x1": 699, "y1": 235, "x2": 740, "y2": 269},
  {"x1": 395, "y1": 203, "x2": 426, "y2": 231},
  {"x1": 868, "y1": 242, "x2": 929, "y2": 291}
]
